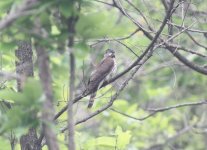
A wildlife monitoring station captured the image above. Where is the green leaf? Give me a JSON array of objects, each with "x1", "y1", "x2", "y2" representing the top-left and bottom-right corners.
[
  {"x1": 0, "y1": 89, "x2": 26, "y2": 103},
  {"x1": 0, "y1": 79, "x2": 42, "y2": 104},
  {"x1": 113, "y1": 100, "x2": 129, "y2": 111},
  {"x1": 0, "y1": 0, "x2": 13, "y2": 12},
  {"x1": 76, "y1": 12, "x2": 110, "y2": 39},
  {"x1": 59, "y1": 1, "x2": 73, "y2": 18},
  {"x1": 0, "y1": 137, "x2": 10, "y2": 150},
  {"x1": 0, "y1": 42, "x2": 17, "y2": 52},
  {"x1": 51, "y1": 25, "x2": 61, "y2": 35},
  {"x1": 85, "y1": 136, "x2": 116, "y2": 148},
  {"x1": 74, "y1": 41, "x2": 89, "y2": 55},
  {"x1": 115, "y1": 126, "x2": 132, "y2": 149},
  {"x1": 58, "y1": 133, "x2": 68, "y2": 150},
  {"x1": 22, "y1": 78, "x2": 42, "y2": 102}
]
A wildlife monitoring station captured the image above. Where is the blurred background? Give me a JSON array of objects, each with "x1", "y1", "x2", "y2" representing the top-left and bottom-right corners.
[{"x1": 0, "y1": 0, "x2": 207, "y2": 149}]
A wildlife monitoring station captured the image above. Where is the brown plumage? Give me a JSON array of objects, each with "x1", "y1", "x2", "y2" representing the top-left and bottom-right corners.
[{"x1": 87, "y1": 49, "x2": 115, "y2": 108}]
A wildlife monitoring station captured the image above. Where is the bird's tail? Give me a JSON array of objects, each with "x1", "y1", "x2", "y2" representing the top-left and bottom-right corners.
[{"x1": 88, "y1": 92, "x2": 96, "y2": 108}]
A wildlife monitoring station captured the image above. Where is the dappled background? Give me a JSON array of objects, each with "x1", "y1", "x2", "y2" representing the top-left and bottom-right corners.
[{"x1": 0, "y1": 0, "x2": 207, "y2": 150}]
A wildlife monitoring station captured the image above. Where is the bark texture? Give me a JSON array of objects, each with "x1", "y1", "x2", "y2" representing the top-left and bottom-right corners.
[
  {"x1": 15, "y1": 41, "x2": 33, "y2": 90},
  {"x1": 15, "y1": 41, "x2": 40, "y2": 150}
]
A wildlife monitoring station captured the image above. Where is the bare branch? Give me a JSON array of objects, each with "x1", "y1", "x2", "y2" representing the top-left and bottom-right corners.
[
  {"x1": 164, "y1": 43, "x2": 207, "y2": 58},
  {"x1": 148, "y1": 100, "x2": 207, "y2": 111},
  {"x1": 110, "y1": 100, "x2": 207, "y2": 121},
  {"x1": 167, "y1": 22, "x2": 207, "y2": 34},
  {"x1": 116, "y1": 1, "x2": 207, "y2": 75},
  {"x1": 125, "y1": 0, "x2": 152, "y2": 30},
  {"x1": 113, "y1": 0, "x2": 154, "y2": 34},
  {"x1": 114, "y1": 40, "x2": 139, "y2": 57},
  {"x1": 93, "y1": 0, "x2": 114, "y2": 7},
  {"x1": 90, "y1": 28, "x2": 140, "y2": 47},
  {"x1": 111, "y1": 0, "x2": 207, "y2": 76},
  {"x1": 165, "y1": 44, "x2": 207, "y2": 75},
  {"x1": 185, "y1": 32, "x2": 207, "y2": 50},
  {"x1": 155, "y1": 21, "x2": 196, "y2": 48}
]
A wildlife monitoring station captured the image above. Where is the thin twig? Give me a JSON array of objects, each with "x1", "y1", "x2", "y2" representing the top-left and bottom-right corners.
[
  {"x1": 186, "y1": 32, "x2": 207, "y2": 50},
  {"x1": 167, "y1": 22, "x2": 207, "y2": 34},
  {"x1": 110, "y1": 100, "x2": 207, "y2": 121},
  {"x1": 90, "y1": 28, "x2": 140, "y2": 47},
  {"x1": 114, "y1": 40, "x2": 139, "y2": 57},
  {"x1": 113, "y1": 0, "x2": 154, "y2": 34},
  {"x1": 164, "y1": 44, "x2": 207, "y2": 58},
  {"x1": 118, "y1": 1, "x2": 207, "y2": 75},
  {"x1": 125, "y1": 0, "x2": 152, "y2": 30},
  {"x1": 93, "y1": 0, "x2": 114, "y2": 7}
]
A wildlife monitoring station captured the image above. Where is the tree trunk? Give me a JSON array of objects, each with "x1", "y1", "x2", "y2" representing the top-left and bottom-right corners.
[
  {"x1": 67, "y1": 16, "x2": 78, "y2": 150},
  {"x1": 35, "y1": 45, "x2": 59, "y2": 150},
  {"x1": 15, "y1": 41, "x2": 33, "y2": 90},
  {"x1": 15, "y1": 41, "x2": 41, "y2": 150}
]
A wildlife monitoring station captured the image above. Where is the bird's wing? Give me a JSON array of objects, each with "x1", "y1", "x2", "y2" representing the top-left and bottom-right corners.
[{"x1": 88, "y1": 57, "x2": 114, "y2": 92}]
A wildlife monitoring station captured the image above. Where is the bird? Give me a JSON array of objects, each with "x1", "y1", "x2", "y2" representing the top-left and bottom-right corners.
[{"x1": 87, "y1": 49, "x2": 116, "y2": 108}]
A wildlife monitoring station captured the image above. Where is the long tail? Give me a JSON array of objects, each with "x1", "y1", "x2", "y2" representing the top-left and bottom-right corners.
[{"x1": 88, "y1": 92, "x2": 96, "y2": 108}]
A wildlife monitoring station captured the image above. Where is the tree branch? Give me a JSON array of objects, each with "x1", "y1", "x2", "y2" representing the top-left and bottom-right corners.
[
  {"x1": 165, "y1": 44, "x2": 207, "y2": 75},
  {"x1": 125, "y1": 0, "x2": 152, "y2": 30},
  {"x1": 90, "y1": 28, "x2": 140, "y2": 47},
  {"x1": 110, "y1": 100, "x2": 207, "y2": 121},
  {"x1": 113, "y1": 0, "x2": 207, "y2": 75},
  {"x1": 185, "y1": 32, "x2": 207, "y2": 50},
  {"x1": 164, "y1": 43, "x2": 207, "y2": 58},
  {"x1": 167, "y1": 22, "x2": 207, "y2": 34}
]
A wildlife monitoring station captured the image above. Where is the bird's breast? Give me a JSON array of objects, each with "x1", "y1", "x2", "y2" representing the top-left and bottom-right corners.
[{"x1": 112, "y1": 58, "x2": 117, "y2": 73}]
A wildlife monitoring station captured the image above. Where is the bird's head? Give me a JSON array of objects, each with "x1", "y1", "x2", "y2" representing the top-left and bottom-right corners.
[{"x1": 104, "y1": 49, "x2": 115, "y2": 58}]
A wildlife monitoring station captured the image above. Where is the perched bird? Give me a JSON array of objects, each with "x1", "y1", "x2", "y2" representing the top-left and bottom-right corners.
[{"x1": 87, "y1": 49, "x2": 116, "y2": 108}]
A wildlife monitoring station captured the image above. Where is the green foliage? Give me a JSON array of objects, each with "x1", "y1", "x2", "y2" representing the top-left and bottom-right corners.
[
  {"x1": 115, "y1": 126, "x2": 132, "y2": 149},
  {"x1": 85, "y1": 136, "x2": 116, "y2": 149},
  {"x1": 0, "y1": 79, "x2": 43, "y2": 136},
  {"x1": 0, "y1": 42, "x2": 17, "y2": 52},
  {"x1": 0, "y1": 0, "x2": 207, "y2": 149},
  {"x1": 76, "y1": 12, "x2": 113, "y2": 39},
  {"x1": 59, "y1": 0, "x2": 74, "y2": 18},
  {"x1": 0, "y1": 137, "x2": 10, "y2": 150},
  {"x1": 83, "y1": 126, "x2": 131, "y2": 150},
  {"x1": 0, "y1": 0, "x2": 14, "y2": 15}
]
